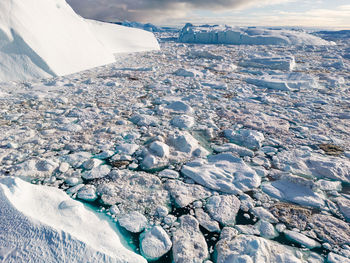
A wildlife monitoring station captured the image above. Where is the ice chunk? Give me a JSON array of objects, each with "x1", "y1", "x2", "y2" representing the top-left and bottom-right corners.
[
  {"x1": 168, "y1": 131, "x2": 209, "y2": 158},
  {"x1": 158, "y1": 169, "x2": 180, "y2": 179},
  {"x1": 172, "y1": 215, "x2": 208, "y2": 263},
  {"x1": 164, "y1": 179, "x2": 212, "y2": 208},
  {"x1": 149, "y1": 141, "x2": 170, "y2": 158},
  {"x1": 251, "y1": 207, "x2": 278, "y2": 223},
  {"x1": 206, "y1": 195, "x2": 240, "y2": 226},
  {"x1": 187, "y1": 49, "x2": 224, "y2": 60},
  {"x1": 284, "y1": 230, "x2": 321, "y2": 249},
  {"x1": 118, "y1": 211, "x2": 148, "y2": 233},
  {"x1": 182, "y1": 153, "x2": 261, "y2": 194},
  {"x1": 269, "y1": 203, "x2": 312, "y2": 230},
  {"x1": 216, "y1": 234, "x2": 321, "y2": 263},
  {"x1": 336, "y1": 197, "x2": 350, "y2": 222},
  {"x1": 312, "y1": 214, "x2": 350, "y2": 245},
  {"x1": 195, "y1": 208, "x2": 221, "y2": 233},
  {"x1": 97, "y1": 170, "x2": 169, "y2": 215},
  {"x1": 327, "y1": 252, "x2": 350, "y2": 263},
  {"x1": 224, "y1": 129, "x2": 265, "y2": 150},
  {"x1": 139, "y1": 226, "x2": 172, "y2": 260},
  {"x1": 166, "y1": 101, "x2": 193, "y2": 114},
  {"x1": 274, "y1": 148, "x2": 350, "y2": 183},
  {"x1": 213, "y1": 143, "x2": 254, "y2": 157},
  {"x1": 77, "y1": 185, "x2": 97, "y2": 202},
  {"x1": 81, "y1": 165, "x2": 111, "y2": 180},
  {"x1": 262, "y1": 174, "x2": 326, "y2": 208},
  {"x1": 256, "y1": 220, "x2": 279, "y2": 239},
  {"x1": 246, "y1": 73, "x2": 319, "y2": 91},
  {"x1": 61, "y1": 151, "x2": 92, "y2": 168},
  {"x1": 82, "y1": 158, "x2": 103, "y2": 170},
  {"x1": 240, "y1": 56, "x2": 296, "y2": 71},
  {"x1": 315, "y1": 179, "x2": 342, "y2": 191},
  {"x1": 130, "y1": 114, "x2": 158, "y2": 127},
  {"x1": 12, "y1": 158, "x2": 59, "y2": 178},
  {"x1": 171, "y1": 115, "x2": 195, "y2": 129},
  {"x1": 174, "y1": 68, "x2": 203, "y2": 78},
  {"x1": 115, "y1": 143, "x2": 140, "y2": 155}
]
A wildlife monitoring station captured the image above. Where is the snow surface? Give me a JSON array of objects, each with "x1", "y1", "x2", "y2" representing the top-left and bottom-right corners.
[
  {"x1": 0, "y1": 0, "x2": 159, "y2": 82},
  {"x1": 0, "y1": 177, "x2": 146, "y2": 263},
  {"x1": 179, "y1": 24, "x2": 334, "y2": 46}
]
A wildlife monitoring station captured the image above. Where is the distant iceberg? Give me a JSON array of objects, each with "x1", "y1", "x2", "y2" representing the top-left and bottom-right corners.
[
  {"x1": 178, "y1": 24, "x2": 334, "y2": 46},
  {"x1": 0, "y1": 0, "x2": 159, "y2": 82}
]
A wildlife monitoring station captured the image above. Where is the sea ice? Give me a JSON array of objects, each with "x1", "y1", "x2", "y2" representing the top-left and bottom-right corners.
[
  {"x1": 224, "y1": 129, "x2": 265, "y2": 150},
  {"x1": 195, "y1": 208, "x2": 221, "y2": 232},
  {"x1": 312, "y1": 214, "x2": 350, "y2": 245},
  {"x1": 81, "y1": 165, "x2": 111, "y2": 180},
  {"x1": 171, "y1": 115, "x2": 195, "y2": 129},
  {"x1": 139, "y1": 226, "x2": 172, "y2": 260},
  {"x1": 336, "y1": 197, "x2": 350, "y2": 222},
  {"x1": 118, "y1": 211, "x2": 148, "y2": 233},
  {"x1": 172, "y1": 215, "x2": 208, "y2": 263},
  {"x1": 205, "y1": 195, "x2": 240, "y2": 226},
  {"x1": 256, "y1": 220, "x2": 279, "y2": 239},
  {"x1": 239, "y1": 56, "x2": 296, "y2": 71},
  {"x1": 182, "y1": 153, "x2": 261, "y2": 194},
  {"x1": 215, "y1": 234, "x2": 322, "y2": 263},
  {"x1": 274, "y1": 148, "x2": 350, "y2": 183},
  {"x1": 164, "y1": 179, "x2": 212, "y2": 208},
  {"x1": 284, "y1": 230, "x2": 321, "y2": 249},
  {"x1": 262, "y1": 174, "x2": 326, "y2": 208}
]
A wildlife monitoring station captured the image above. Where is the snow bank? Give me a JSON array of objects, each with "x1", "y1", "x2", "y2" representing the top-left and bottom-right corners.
[
  {"x1": 179, "y1": 24, "x2": 334, "y2": 46},
  {"x1": 0, "y1": 177, "x2": 146, "y2": 263},
  {"x1": 0, "y1": 0, "x2": 159, "y2": 82},
  {"x1": 88, "y1": 20, "x2": 160, "y2": 53}
]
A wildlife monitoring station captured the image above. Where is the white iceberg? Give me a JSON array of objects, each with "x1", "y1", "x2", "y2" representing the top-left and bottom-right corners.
[
  {"x1": 179, "y1": 24, "x2": 334, "y2": 46},
  {"x1": 0, "y1": 0, "x2": 159, "y2": 82},
  {"x1": 0, "y1": 177, "x2": 145, "y2": 263}
]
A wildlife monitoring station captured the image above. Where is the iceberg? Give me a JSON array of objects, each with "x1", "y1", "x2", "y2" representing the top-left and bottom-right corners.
[
  {"x1": 0, "y1": 177, "x2": 146, "y2": 263},
  {"x1": 0, "y1": 0, "x2": 159, "y2": 82},
  {"x1": 179, "y1": 24, "x2": 334, "y2": 46}
]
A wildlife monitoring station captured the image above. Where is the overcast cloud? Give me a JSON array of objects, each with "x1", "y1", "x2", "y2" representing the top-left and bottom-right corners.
[{"x1": 67, "y1": 0, "x2": 292, "y2": 22}]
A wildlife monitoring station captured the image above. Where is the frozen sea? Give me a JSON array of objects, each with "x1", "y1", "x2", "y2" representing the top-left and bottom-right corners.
[{"x1": 1, "y1": 28, "x2": 350, "y2": 262}]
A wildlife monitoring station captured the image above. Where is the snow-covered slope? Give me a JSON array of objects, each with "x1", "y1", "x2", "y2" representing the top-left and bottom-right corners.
[
  {"x1": 179, "y1": 24, "x2": 334, "y2": 46},
  {"x1": 0, "y1": 177, "x2": 146, "y2": 263},
  {"x1": 0, "y1": 0, "x2": 159, "y2": 82},
  {"x1": 88, "y1": 20, "x2": 160, "y2": 53}
]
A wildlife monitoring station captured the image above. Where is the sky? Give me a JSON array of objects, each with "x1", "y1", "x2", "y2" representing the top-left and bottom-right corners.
[{"x1": 67, "y1": 0, "x2": 350, "y2": 29}]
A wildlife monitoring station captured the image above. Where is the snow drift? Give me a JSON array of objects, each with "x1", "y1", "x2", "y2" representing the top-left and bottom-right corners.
[
  {"x1": 0, "y1": 177, "x2": 146, "y2": 263},
  {"x1": 179, "y1": 24, "x2": 334, "y2": 46},
  {"x1": 0, "y1": 0, "x2": 159, "y2": 82}
]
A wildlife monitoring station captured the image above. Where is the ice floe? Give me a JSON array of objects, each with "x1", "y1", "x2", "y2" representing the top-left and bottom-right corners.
[{"x1": 182, "y1": 153, "x2": 261, "y2": 194}]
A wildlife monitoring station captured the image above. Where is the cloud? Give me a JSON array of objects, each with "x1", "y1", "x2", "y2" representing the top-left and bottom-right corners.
[
  {"x1": 66, "y1": 0, "x2": 293, "y2": 22},
  {"x1": 274, "y1": 5, "x2": 350, "y2": 28}
]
